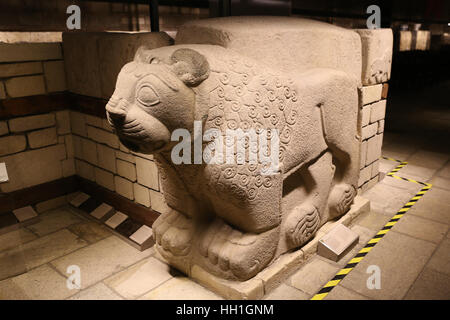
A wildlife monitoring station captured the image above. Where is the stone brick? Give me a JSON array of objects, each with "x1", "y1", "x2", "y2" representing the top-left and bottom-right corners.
[
  {"x1": 0, "y1": 121, "x2": 8, "y2": 136},
  {"x1": 62, "y1": 158, "x2": 76, "y2": 177},
  {"x1": 371, "y1": 160, "x2": 380, "y2": 178},
  {"x1": 85, "y1": 115, "x2": 103, "y2": 128},
  {"x1": 75, "y1": 159, "x2": 95, "y2": 181},
  {"x1": 135, "y1": 157, "x2": 159, "y2": 190},
  {"x1": 81, "y1": 138, "x2": 98, "y2": 165},
  {"x1": 70, "y1": 111, "x2": 87, "y2": 137},
  {"x1": 72, "y1": 135, "x2": 83, "y2": 159},
  {"x1": 43, "y1": 60, "x2": 67, "y2": 93},
  {"x1": 95, "y1": 167, "x2": 115, "y2": 191},
  {"x1": 27, "y1": 127, "x2": 58, "y2": 149},
  {"x1": 0, "y1": 81, "x2": 5, "y2": 99},
  {"x1": 115, "y1": 176, "x2": 134, "y2": 200},
  {"x1": 55, "y1": 110, "x2": 70, "y2": 134},
  {"x1": 5, "y1": 75, "x2": 46, "y2": 98},
  {"x1": 381, "y1": 83, "x2": 389, "y2": 99},
  {"x1": 370, "y1": 100, "x2": 386, "y2": 123},
  {"x1": 366, "y1": 134, "x2": 382, "y2": 166},
  {"x1": 150, "y1": 190, "x2": 169, "y2": 213},
  {"x1": 361, "y1": 105, "x2": 371, "y2": 127},
  {"x1": 134, "y1": 183, "x2": 150, "y2": 207},
  {"x1": 368, "y1": 175, "x2": 379, "y2": 189},
  {"x1": 87, "y1": 125, "x2": 119, "y2": 149},
  {"x1": 0, "y1": 62, "x2": 43, "y2": 78},
  {"x1": 117, "y1": 159, "x2": 136, "y2": 181},
  {"x1": 102, "y1": 119, "x2": 114, "y2": 132},
  {"x1": 116, "y1": 150, "x2": 135, "y2": 163},
  {"x1": 65, "y1": 135, "x2": 74, "y2": 158},
  {"x1": 0, "y1": 144, "x2": 65, "y2": 192},
  {"x1": 399, "y1": 31, "x2": 412, "y2": 51},
  {"x1": 355, "y1": 29, "x2": 393, "y2": 85},
  {"x1": 58, "y1": 136, "x2": 64, "y2": 144},
  {"x1": 97, "y1": 143, "x2": 116, "y2": 173},
  {"x1": 360, "y1": 140, "x2": 367, "y2": 169},
  {"x1": 9, "y1": 113, "x2": 55, "y2": 133},
  {"x1": 359, "y1": 84, "x2": 382, "y2": 106},
  {"x1": 377, "y1": 119, "x2": 385, "y2": 134},
  {"x1": 358, "y1": 165, "x2": 371, "y2": 187},
  {"x1": 361, "y1": 122, "x2": 378, "y2": 140},
  {"x1": 0, "y1": 43, "x2": 62, "y2": 63},
  {"x1": 0, "y1": 135, "x2": 26, "y2": 156}
]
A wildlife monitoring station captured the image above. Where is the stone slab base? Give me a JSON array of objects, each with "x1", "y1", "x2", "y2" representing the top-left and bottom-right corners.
[{"x1": 154, "y1": 196, "x2": 370, "y2": 300}]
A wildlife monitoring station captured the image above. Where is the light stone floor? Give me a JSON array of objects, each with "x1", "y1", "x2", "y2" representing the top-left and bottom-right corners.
[{"x1": 0, "y1": 131, "x2": 449, "y2": 300}]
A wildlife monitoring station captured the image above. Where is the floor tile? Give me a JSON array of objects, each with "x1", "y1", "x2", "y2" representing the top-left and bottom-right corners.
[
  {"x1": 324, "y1": 285, "x2": 370, "y2": 300},
  {"x1": 427, "y1": 238, "x2": 450, "y2": 276},
  {"x1": 407, "y1": 150, "x2": 449, "y2": 170},
  {"x1": 139, "y1": 277, "x2": 222, "y2": 300},
  {"x1": 264, "y1": 284, "x2": 309, "y2": 300},
  {"x1": 408, "y1": 197, "x2": 450, "y2": 225},
  {"x1": 68, "y1": 220, "x2": 112, "y2": 244},
  {"x1": 0, "y1": 264, "x2": 78, "y2": 300},
  {"x1": 0, "y1": 229, "x2": 87, "y2": 276},
  {"x1": 363, "y1": 182, "x2": 417, "y2": 216},
  {"x1": 353, "y1": 210, "x2": 391, "y2": 232},
  {"x1": 0, "y1": 228, "x2": 37, "y2": 253},
  {"x1": 289, "y1": 257, "x2": 340, "y2": 295},
  {"x1": 404, "y1": 268, "x2": 450, "y2": 300},
  {"x1": 51, "y1": 236, "x2": 153, "y2": 289},
  {"x1": 430, "y1": 176, "x2": 450, "y2": 191},
  {"x1": 339, "y1": 231, "x2": 436, "y2": 299},
  {"x1": 437, "y1": 162, "x2": 450, "y2": 179},
  {"x1": 104, "y1": 257, "x2": 173, "y2": 299},
  {"x1": 393, "y1": 214, "x2": 448, "y2": 243},
  {"x1": 27, "y1": 207, "x2": 83, "y2": 236},
  {"x1": 395, "y1": 164, "x2": 436, "y2": 181},
  {"x1": 68, "y1": 282, "x2": 123, "y2": 300}
]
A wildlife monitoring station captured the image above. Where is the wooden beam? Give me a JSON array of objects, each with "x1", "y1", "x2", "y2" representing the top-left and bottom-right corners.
[{"x1": 0, "y1": 176, "x2": 79, "y2": 214}]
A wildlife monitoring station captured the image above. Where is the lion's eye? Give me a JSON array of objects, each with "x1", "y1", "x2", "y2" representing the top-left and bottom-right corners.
[{"x1": 136, "y1": 85, "x2": 160, "y2": 106}]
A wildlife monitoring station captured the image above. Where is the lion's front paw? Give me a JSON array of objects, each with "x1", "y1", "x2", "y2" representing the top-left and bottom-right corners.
[
  {"x1": 153, "y1": 209, "x2": 194, "y2": 256},
  {"x1": 285, "y1": 203, "x2": 320, "y2": 249},
  {"x1": 329, "y1": 183, "x2": 356, "y2": 218},
  {"x1": 198, "y1": 219, "x2": 279, "y2": 281}
]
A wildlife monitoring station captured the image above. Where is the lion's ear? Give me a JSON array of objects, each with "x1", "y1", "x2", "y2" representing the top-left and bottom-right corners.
[
  {"x1": 170, "y1": 48, "x2": 210, "y2": 87},
  {"x1": 134, "y1": 46, "x2": 160, "y2": 64}
]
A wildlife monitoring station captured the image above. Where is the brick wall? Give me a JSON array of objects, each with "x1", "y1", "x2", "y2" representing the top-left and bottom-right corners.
[
  {"x1": 0, "y1": 41, "x2": 71, "y2": 194},
  {"x1": 69, "y1": 111, "x2": 168, "y2": 214},
  {"x1": 0, "y1": 42, "x2": 66, "y2": 98},
  {"x1": 355, "y1": 29, "x2": 393, "y2": 193}
]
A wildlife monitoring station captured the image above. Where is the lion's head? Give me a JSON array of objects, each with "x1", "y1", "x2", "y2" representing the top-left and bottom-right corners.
[{"x1": 106, "y1": 47, "x2": 210, "y2": 154}]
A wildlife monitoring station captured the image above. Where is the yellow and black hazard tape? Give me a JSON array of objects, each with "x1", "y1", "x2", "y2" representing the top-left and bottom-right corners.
[{"x1": 311, "y1": 157, "x2": 432, "y2": 300}]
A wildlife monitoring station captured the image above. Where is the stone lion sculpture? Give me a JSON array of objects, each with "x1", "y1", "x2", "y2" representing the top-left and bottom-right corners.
[{"x1": 106, "y1": 43, "x2": 360, "y2": 281}]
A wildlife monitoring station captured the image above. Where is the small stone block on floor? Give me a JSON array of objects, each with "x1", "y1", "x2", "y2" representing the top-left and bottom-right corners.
[
  {"x1": 130, "y1": 225, "x2": 154, "y2": 250},
  {"x1": 105, "y1": 211, "x2": 128, "y2": 229},
  {"x1": 69, "y1": 192, "x2": 90, "y2": 207},
  {"x1": 78, "y1": 197, "x2": 102, "y2": 213},
  {"x1": 12, "y1": 206, "x2": 38, "y2": 222},
  {"x1": 317, "y1": 224, "x2": 359, "y2": 262},
  {"x1": 90, "y1": 203, "x2": 115, "y2": 220}
]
